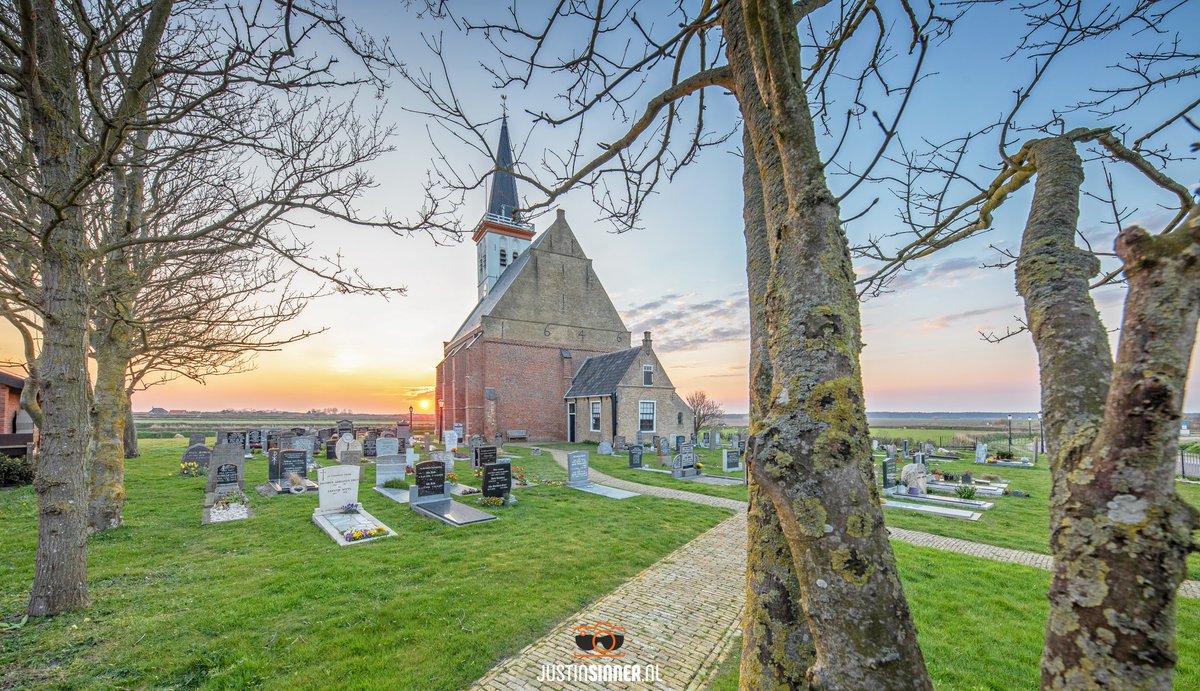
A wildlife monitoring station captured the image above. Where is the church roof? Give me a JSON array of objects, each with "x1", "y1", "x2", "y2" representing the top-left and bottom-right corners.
[
  {"x1": 487, "y1": 116, "x2": 520, "y2": 220},
  {"x1": 448, "y1": 230, "x2": 547, "y2": 343},
  {"x1": 563, "y1": 347, "x2": 643, "y2": 399}
]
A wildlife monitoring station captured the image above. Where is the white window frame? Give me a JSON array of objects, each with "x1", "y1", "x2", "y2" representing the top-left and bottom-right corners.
[
  {"x1": 590, "y1": 401, "x2": 602, "y2": 432},
  {"x1": 642, "y1": 364, "x2": 653, "y2": 386},
  {"x1": 639, "y1": 400, "x2": 656, "y2": 433}
]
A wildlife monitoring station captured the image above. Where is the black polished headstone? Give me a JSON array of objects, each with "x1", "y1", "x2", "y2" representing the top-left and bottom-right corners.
[
  {"x1": 482, "y1": 461, "x2": 512, "y2": 498},
  {"x1": 415, "y1": 460, "x2": 446, "y2": 498},
  {"x1": 472, "y1": 445, "x2": 497, "y2": 469}
]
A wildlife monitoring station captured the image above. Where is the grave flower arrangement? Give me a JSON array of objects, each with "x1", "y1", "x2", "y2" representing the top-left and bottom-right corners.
[
  {"x1": 513, "y1": 466, "x2": 529, "y2": 486},
  {"x1": 479, "y1": 496, "x2": 504, "y2": 507},
  {"x1": 472, "y1": 468, "x2": 483, "y2": 480},
  {"x1": 340, "y1": 502, "x2": 362, "y2": 514},
  {"x1": 343, "y1": 526, "x2": 388, "y2": 542},
  {"x1": 694, "y1": 462, "x2": 704, "y2": 472},
  {"x1": 446, "y1": 472, "x2": 459, "y2": 484},
  {"x1": 179, "y1": 461, "x2": 205, "y2": 477},
  {"x1": 214, "y1": 492, "x2": 247, "y2": 509}
]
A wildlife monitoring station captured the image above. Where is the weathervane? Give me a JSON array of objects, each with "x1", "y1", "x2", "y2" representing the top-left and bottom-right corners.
[{"x1": 501, "y1": 94, "x2": 508, "y2": 118}]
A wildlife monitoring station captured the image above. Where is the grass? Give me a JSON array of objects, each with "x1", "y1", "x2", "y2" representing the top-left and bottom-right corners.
[
  {"x1": 0, "y1": 439, "x2": 729, "y2": 689},
  {"x1": 539, "y1": 438, "x2": 1200, "y2": 574},
  {"x1": 707, "y1": 541, "x2": 1200, "y2": 689}
]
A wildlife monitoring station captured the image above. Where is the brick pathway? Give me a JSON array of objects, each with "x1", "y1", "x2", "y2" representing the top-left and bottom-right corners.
[
  {"x1": 473, "y1": 447, "x2": 1200, "y2": 690},
  {"x1": 470, "y1": 512, "x2": 747, "y2": 691}
]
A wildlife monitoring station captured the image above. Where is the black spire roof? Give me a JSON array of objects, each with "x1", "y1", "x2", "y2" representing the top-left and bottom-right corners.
[{"x1": 487, "y1": 116, "x2": 519, "y2": 221}]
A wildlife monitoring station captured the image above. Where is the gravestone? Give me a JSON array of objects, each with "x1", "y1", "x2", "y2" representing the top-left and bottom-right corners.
[
  {"x1": 732, "y1": 433, "x2": 741, "y2": 449},
  {"x1": 722, "y1": 446, "x2": 742, "y2": 473},
  {"x1": 201, "y1": 444, "x2": 253, "y2": 525},
  {"x1": 287, "y1": 436, "x2": 315, "y2": 465},
  {"x1": 397, "y1": 436, "x2": 408, "y2": 455},
  {"x1": 325, "y1": 438, "x2": 338, "y2": 460},
  {"x1": 881, "y1": 459, "x2": 896, "y2": 489},
  {"x1": 614, "y1": 435, "x2": 627, "y2": 452},
  {"x1": 272, "y1": 449, "x2": 316, "y2": 494},
  {"x1": 738, "y1": 438, "x2": 747, "y2": 455},
  {"x1": 652, "y1": 435, "x2": 660, "y2": 453},
  {"x1": 482, "y1": 461, "x2": 512, "y2": 499},
  {"x1": 335, "y1": 433, "x2": 355, "y2": 460},
  {"x1": 598, "y1": 441, "x2": 614, "y2": 455},
  {"x1": 628, "y1": 445, "x2": 644, "y2": 468},
  {"x1": 248, "y1": 430, "x2": 263, "y2": 449},
  {"x1": 363, "y1": 437, "x2": 377, "y2": 458},
  {"x1": 336, "y1": 419, "x2": 354, "y2": 437},
  {"x1": 469, "y1": 435, "x2": 484, "y2": 454},
  {"x1": 658, "y1": 437, "x2": 670, "y2": 457},
  {"x1": 472, "y1": 445, "x2": 498, "y2": 469},
  {"x1": 567, "y1": 451, "x2": 639, "y2": 499},
  {"x1": 374, "y1": 460, "x2": 410, "y2": 505},
  {"x1": 267, "y1": 431, "x2": 280, "y2": 453},
  {"x1": 188, "y1": 433, "x2": 206, "y2": 447},
  {"x1": 690, "y1": 432, "x2": 698, "y2": 447},
  {"x1": 409, "y1": 460, "x2": 497, "y2": 527},
  {"x1": 443, "y1": 431, "x2": 459, "y2": 451},
  {"x1": 902, "y1": 440, "x2": 910, "y2": 458},
  {"x1": 310, "y1": 465, "x2": 395, "y2": 545},
  {"x1": 885, "y1": 444, "x2": 898, "y2": 459},
  {"x1": 494, "y1": 433, "x2": 504, "y2": 449},
  {"x1": 182, "y1": 443, "x2": 211, "y2": 473},
  {"x1": 376, "y1": 437, "x2": 399, "y2": 457},
  {"x1": 424, "y1": 433, "x2": 433, "y2": 451},
  {"x1": 396, "y1": 423, "x2": 413, "y2": 441},
  {"x1": 568, "y1": 452, "x2": 590, "y2": 487},
  {"x1": 914, "y1": 452, "x2": 926, "y2": 466},
  {"x1": 975, "y1": 443, "x2": 988, "y2": 464},
  {"x1": 702, "y1": 431, "x2": 711, "y2": 448},
  {"x1": 453, "y1": 423, "x2": 464, "y2": 438},
  {"x1": 432, "y1": 450, "x2": 455, "y2": 476},
  {"x1": 871, "y1": 439, "x2": 879, "y2": 451},
  {"x1": 714, "y1": 430, "x2": 722, "y2": 447},
  {"x1": 673, "y1": 443, "x2": 699, "y2": 479},
  {"x1": 924, "y1": 442, "x2": 936, "y2": 457}
]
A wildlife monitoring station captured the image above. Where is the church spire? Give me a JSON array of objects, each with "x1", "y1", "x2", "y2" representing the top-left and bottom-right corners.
[{"x1": 487, "y1": 112, "x2": 519, "y2": 221}]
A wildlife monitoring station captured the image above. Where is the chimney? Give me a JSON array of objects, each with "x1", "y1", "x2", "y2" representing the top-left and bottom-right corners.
[{"x1": 643, "y1": 331, "x2": 652, "y2": 348}]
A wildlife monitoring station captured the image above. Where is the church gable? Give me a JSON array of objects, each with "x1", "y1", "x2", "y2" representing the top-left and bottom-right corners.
[{"x1": 481, "y1": 210, "x2": 629, "y2": 350}]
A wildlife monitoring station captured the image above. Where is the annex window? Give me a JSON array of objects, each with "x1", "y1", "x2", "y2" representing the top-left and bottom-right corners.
[
  {"x1": 591, "y1": 401, "x2": 602, "y2": 432},
  {"x1": 499, "y1": 249, "x2": 508, "y2": 268},
  {"x1": 677, "y1": 412, "x2": 683, "y2": 425},
  {"x1": 642, "y1": 364, "x2": 653, "y2": 386},
  {"x1": 639, "y1": 401, "x2": 656, "y2": 432},
  {"x1": 512, "y1": 251, "x2": 519, "y2": 262}
]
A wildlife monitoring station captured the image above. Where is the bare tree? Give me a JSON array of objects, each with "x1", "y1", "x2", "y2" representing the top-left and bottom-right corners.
[
  {"x1": 686, "y1": 390, "x2": 725, "y2": 436},
  {"x1": 0, "y1": 0, "x2": 446, "y2": 615},
  {"x1": 405, "y1": 0, "x2": 956, "y2": 685},
  {"x1": 851, "y1": 2, "x2": 1199, "y2": 684}
]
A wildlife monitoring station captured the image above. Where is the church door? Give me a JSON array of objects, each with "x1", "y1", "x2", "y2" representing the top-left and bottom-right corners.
[{"x1": 567, "y1": 402, "x2": 577, "y2": 443}]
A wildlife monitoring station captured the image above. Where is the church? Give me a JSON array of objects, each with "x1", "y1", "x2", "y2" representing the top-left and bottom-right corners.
[{"x1": 435, "y1": 118, "x2": 693, "y2": 443}]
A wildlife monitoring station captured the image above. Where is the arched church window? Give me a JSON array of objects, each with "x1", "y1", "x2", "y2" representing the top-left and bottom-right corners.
[
  {"x1": 512, "y1": 251, "x2": 519, "y2": 262},
  {"x1": 500, "y1": 249, "x2": 508, "y2": 267}
]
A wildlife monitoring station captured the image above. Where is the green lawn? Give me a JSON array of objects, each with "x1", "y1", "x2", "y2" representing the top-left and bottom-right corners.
[
  {"x1": 0, "y1": 440, "x2": 729, "y2": 689},
  {"x1": 707, "y1": 541, "x2": 1200, "y2": 689},
  {"x1": 538, "y1": 442, "x2": 750, "y2": 501}
]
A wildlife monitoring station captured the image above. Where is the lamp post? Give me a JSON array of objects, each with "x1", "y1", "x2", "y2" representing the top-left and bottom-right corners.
[
  {"x1": 1038, "y1": 412, "x2": 1044, "y2": 454},
  {"x1": 1027, "y1": 416, "x2": 1032, "y2": 439},
  {"x1": 409, "y1": 405, "x2": 414, "y2": 430},
  {"x1": 1008, "y1": 414, "x2": 1013, "y2": 449}
]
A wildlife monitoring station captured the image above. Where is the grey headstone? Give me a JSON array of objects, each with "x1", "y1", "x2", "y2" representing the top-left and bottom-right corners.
[
  {"x1": 567, "y1": 452, "x2": 590, "y2": 487},
  {"x1": 598, "y1": 441, "x2": 614, "y2": 455}
]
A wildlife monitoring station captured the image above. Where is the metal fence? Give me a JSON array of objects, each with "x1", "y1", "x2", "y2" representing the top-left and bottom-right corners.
[
  {"x1": 1179, "y1": 450, "x2": 1200, "y2": 479},
  {"x1": 873, "y1": 432, "x2": 1038, "y2": 451}
]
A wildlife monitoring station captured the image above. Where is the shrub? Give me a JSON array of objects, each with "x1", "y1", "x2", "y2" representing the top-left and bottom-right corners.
[
  {"x1": 996, "y1": 450, "x2": 1015, "y2": 460},
  {"x1": 0, "y1": 455, "x2": 33, "y2": 486},
  {"x1": 382, "y1": 478, "x2": 409, "y2": 489},
  {"x1": 955, "y1": 485, "x2": 977, "y2": 500}
]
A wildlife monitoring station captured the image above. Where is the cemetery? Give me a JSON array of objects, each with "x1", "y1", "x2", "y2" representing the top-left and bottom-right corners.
[{"x1": 1, "y1": 2, "x2": 1197, "y2": 687}]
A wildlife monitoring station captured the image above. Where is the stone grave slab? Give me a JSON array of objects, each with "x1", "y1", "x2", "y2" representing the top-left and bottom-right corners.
[
  {"x1": 684, "y1": 474, "x2": 744, "y2": 487},
  {"x1": 373, "y1": 461, "x2": 411, "y2": 505},
  {"x1": 882, "y1": 499, "x2": 981, "y2": 521},
  {"x1": 885, "y1": 486, "x2": 993, "y2": 510},
  {"x1": 270, "y1": 449, "x2": 318, "y2": 494},
  {"x1": 408, "y1": 460, "x2": 496, "y2": 527},
  {"x1": 311, "y1": 465, "x2": 395, "y2": 546},
  {"x1": 566, "y1": 451, "x2": 639, "y2": 500},
  {"x1": 202, "y1": 444, "x2": 252, "y2": 525}
]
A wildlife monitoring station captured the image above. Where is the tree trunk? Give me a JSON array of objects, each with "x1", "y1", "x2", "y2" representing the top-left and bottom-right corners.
[
  {"x1": 1017, "y1": 135, "x2": 1200, "y2": 687},
  {"x1": 725, "y1": 1, "x2": 930, "y2": 687},
  {"x1": 739, "y1": 128, "x2": 814, "y2": 688},
  {"x1": 123, "y1": 395, "x2": 139, "y2": 459},
  {"x1": 89, "y1": 332, "x2": 130, "y2": 532},
  {"x1": 23, "y1": 0, "x2": 94, "y2": 617}
]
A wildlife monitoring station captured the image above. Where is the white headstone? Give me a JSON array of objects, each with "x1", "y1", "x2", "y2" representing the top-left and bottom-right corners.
[
  {"x1": 318, "y1": 465, "x2": 360, "y2": 511},
  {"x1": 443, "y1": 431, "x2": 459, "y2": 451},
  {"x1": 568, "y1": 452, "x2": 590, "y2": 487},
  {"x1": 376, "y1": 437, "x2": 400, "y2": 457},
  {"x1": 335, "y1": 433, "x2": 354, "y2": 460},
  {"x1": 975, "y1": 443, "x2": 988, "y2": 464}
]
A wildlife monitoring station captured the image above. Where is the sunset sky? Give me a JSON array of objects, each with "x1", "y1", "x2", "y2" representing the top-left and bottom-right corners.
[{"x1": 1, "y1": 2, "x2": 1197, "y2": 415}]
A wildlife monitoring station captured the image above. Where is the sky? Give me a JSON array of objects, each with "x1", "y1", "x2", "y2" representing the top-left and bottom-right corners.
[{"x1": 1, "y1": 1, "x2": 1197, "y2": 415}]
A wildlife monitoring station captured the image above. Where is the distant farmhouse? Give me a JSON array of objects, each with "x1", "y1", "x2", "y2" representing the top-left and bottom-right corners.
[{"x1": 435, "y1": 118, "x2": 693, "y2": 443}]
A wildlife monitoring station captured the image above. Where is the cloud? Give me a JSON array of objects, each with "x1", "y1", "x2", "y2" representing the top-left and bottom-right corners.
[
  {"x1": 920, "y1": 302, "x2": 1022, "y2": 331},
  {"x1": 884, "y1": 255, "x2": 983, "y2": 292},
  {"x1": 622, "y1": 290, "x2": 750, "y2": 353}
]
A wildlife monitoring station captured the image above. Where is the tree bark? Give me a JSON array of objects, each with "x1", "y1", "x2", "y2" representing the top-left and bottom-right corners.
[
  {"x1": 1017, "y1": 135, "x2": 1200, "y2": 687},
  {"x1": 23, "y1": 0, "x2": 93, "y2": 616},
  {"x1": 740, "y1": 128, "x2": 815, "y2": 688},
  {"x1": 89, "y1": 330, "x2": 130, "y2": 532},
  {"x1": 725, "y1": 1, "x2": 930, "y2": 687}
]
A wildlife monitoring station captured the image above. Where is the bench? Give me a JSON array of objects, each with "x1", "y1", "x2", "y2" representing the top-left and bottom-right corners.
[{"x1": 506, "y1": 429, "x2": 529, "y2": 442}]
